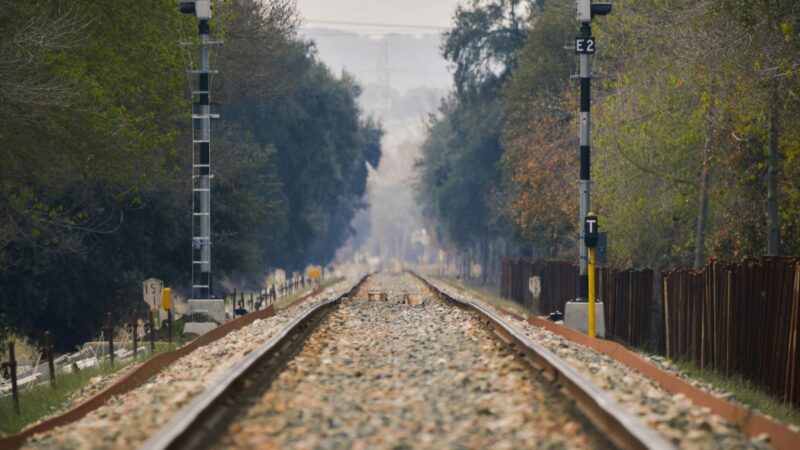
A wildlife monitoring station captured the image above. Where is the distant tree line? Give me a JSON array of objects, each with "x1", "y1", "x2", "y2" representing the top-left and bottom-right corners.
[
  {"x1": 416, "y1": 0, "x2": 800, "y2": 272},
  {"x1": 0, "y1": 0, "x2": 382, "y2": 350}
]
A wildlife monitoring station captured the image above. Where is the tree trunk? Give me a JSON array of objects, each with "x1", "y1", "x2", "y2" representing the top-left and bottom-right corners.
[
  {"x1": 767, "y1": 85, "x2": 780, "y2": 255},
  {"x1": 693, "y1": 90, "x2": 714, "y2": 270}
]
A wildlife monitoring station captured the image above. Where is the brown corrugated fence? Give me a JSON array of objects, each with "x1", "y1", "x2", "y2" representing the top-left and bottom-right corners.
[{"x1": 501, "y1": 256, "x2": 800, "y2": 406}]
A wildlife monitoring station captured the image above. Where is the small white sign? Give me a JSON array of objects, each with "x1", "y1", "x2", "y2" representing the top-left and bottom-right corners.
[
  {"x1": 143, "y1": 278, "x2": 164, "y2": 309},
  {"x1": 529, "y1": 276, "x2": 541, "y2": 298}
]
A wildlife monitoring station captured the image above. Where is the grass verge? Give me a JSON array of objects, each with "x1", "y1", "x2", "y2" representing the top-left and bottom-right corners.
[
  {"x1": 674, "y1": 360, "x2": 800, "y2": 427},
  {"x1": 0, "y1": 342, "x2": 173, "y2": 436}
]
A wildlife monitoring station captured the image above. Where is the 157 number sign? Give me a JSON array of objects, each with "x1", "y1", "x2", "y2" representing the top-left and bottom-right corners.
[
  {"x1": 143, "y1": 278, "x2": 163, "y2": 310},
  {"x1": 575, "y1": 36, "x2": 595, "y2": 54}
]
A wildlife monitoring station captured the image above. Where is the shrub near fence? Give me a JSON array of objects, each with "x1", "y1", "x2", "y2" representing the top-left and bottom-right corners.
[{"x1": 663, "y1": 257, "x2": 800, "y2": 407}]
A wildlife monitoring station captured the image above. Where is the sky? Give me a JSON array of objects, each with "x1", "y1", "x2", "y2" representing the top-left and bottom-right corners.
[
  {"x1": 295, "y1": 0, "x2": 464, "y2": 34},
  {"x1": 294, "y1": 0, "x2": 466, "y2": 94},
  {"x1": 294, "y1": 1, "x2": 468, "y2": 263}
]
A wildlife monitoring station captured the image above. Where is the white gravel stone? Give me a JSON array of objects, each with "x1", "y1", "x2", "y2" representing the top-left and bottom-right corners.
[
  {"x1": 428, "y1": 277, "x2": 773, "y2": 450},
  {"x1": 21, "y1": 278, "x2": 356, "y2": 450},
  {"x1": 213, "y1": 272, "x2": 613, "y2": 449}
]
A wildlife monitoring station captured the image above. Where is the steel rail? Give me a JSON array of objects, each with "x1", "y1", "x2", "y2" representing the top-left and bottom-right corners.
[
  {"x1": 142, "y1": 271, "x2": 673, "y2": 450},
  {"x1": 140, "y1": 275, "x2": 369, "y2": 450},
  {"x1": 412, "y1": 271, "x2": 675, "y2": 450}
]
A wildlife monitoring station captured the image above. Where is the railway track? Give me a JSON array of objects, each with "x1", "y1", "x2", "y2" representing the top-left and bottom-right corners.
[{"x1": 142, "y1": 271, "x2": 672, "y2": 450}]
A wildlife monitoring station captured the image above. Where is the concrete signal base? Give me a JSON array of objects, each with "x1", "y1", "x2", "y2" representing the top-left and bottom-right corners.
[
  {"x1": 564, "y1": 301, "x2": 606, "y2": 338},
  {"x1": 186, "y1": 299, "x2": 225, "y2": 335}
]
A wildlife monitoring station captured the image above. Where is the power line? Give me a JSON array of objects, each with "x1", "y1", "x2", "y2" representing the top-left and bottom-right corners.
[
  {"x1": 304, "y1": 19, "x2": 447, "y2": 31},
  {"x1": 299, "y1": 29, "x2": 442, "y2": 36}
]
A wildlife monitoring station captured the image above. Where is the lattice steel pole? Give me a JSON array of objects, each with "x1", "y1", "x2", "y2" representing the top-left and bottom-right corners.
[{"x1": 180, "y1": 1, "x2": 220, "y2": 303}]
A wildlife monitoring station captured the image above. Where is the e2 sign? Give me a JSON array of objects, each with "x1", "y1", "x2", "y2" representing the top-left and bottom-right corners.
[{"x1": 575, "y1": 36, "x2": 595, "y2": 54}]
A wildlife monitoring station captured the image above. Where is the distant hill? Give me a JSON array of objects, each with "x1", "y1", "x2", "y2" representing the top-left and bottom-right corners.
[{"x1": 299, "y1": 28, "x2": 452, "y2": 95}]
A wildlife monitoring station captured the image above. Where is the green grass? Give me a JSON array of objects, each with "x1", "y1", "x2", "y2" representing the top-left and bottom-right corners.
[
  {"x1": 0, "y1": 342, "x2": 173, "y2": 436},
  {"x1": 674, "y1": 360, "x2": 800, "y2": 427},
  {"x1": 273, "y1": 278, "x2": 344, "y2": 310}
]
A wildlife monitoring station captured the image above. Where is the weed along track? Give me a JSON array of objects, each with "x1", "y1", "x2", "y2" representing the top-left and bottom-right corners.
[{"x1": 143, "y1": 271, "x2": 673, "y2": 450}]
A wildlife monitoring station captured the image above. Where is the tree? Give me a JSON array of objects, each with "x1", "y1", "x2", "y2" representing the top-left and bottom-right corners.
[
  {"x1": 0, "y1": 0, "x2": 381, "y2": 350},
  {"x1": 499, "y1": 0, "x2": 577, "y2": 259},
  {"x1": 416, "y1": 0, "x2": 534, "y2": 277}
]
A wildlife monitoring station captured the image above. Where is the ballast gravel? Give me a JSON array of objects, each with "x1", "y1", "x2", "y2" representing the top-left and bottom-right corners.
[
  {"x1": 21, "y1": 279, "x2": 355, "y2": 450},
  {"x1": 212, "y1": 272, "x2": 613, "y2": 449},
  {"x1": 427, "y1": 277, "x2": 773, "y2": 450}
]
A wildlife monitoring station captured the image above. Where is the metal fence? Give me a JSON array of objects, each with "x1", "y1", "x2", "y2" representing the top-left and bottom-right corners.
[
  {"x1": 599, "y1": 267, "x2": 654, "y2": 349},
  {"x1": 501, "y1": 259, "x2": 577, "y2": 314},
  {"x1": 501, "y1": 259, "x2": 653, "y2": 348},
  {"x1": 501, "y1": 256, "x2": 800, "y2": 407},
  {"x1": 663, "y1": 257, "x2": 800, "y2": 407}
]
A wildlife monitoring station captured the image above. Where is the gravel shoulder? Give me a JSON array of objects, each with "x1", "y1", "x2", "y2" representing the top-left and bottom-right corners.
[
  {"x1": 213, "y1": 272, "x2": 613, "y2": 449},
  {"x1": 426, "y1": 276, "x2": 772, "y2": 450},
  {"x1": 21, "y1": 278, "x2": 355, "y2": 450}
]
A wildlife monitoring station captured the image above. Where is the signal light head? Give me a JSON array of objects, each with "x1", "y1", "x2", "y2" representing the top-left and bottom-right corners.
[
  {"x1": 591, "y1": 3, "x2": 613, "y2": 17},
  {"x1": 577, "y1": 1, "x2": 612, "y2": 22},
  {"x1": 179, "y1": 1, "x2": 196, "y2": 14}
]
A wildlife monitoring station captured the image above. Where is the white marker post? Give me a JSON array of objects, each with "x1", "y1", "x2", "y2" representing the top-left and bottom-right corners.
[
  {"x1": 529, "y1": 276, "x2": 542, "y2": 315},
  {"x1": 143, "y1": 278, "x2": 164, "y2": 311}
]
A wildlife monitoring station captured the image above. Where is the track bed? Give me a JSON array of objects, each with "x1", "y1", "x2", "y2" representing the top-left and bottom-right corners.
[{"x1": 209, "y1": 272, "x2": 613, "y2": 449}]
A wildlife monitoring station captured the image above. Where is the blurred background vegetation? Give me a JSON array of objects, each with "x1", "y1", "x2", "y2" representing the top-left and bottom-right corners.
[
  {"x1": 0, "y1": 0, "x2": 382, "y2": 350},
  {"x1": 415, "y1": 0, "x2": 800, "y2": 271}
]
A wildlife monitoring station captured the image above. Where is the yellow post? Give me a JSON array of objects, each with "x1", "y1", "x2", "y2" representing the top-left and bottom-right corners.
[
  {"x1": 162, "y1": 288, "x2": 172, "y2": 311},
  {"x1": 588, "y1": 247, "x2": 596, "y2": 338}
]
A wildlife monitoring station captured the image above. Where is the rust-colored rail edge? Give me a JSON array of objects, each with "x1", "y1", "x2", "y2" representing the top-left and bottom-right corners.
[
  {"x1": 412, "y1": 271, "x2": 674, "y2": 450},
  {"x1": 505, "y1": 312, "x2": 800, "y2": 450},
  {"x1": 140, "y1": 273, "x2": 371, "y2": 450},
  {"x1": 0, "y1": 284, "x2": 332, "y2": 449}
]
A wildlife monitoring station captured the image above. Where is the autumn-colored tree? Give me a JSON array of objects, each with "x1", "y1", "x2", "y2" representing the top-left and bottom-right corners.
[{"x1": 501, "y1": 92, "x2": 577, "y2": 258}]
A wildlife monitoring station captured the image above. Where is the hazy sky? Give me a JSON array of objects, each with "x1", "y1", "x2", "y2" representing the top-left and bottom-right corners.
[
  {"x1": 296, "y1": 0, "x2": 464, "y2": 34},
  {"x1": 293, "y1": 0, "x2": 467, "y2": 93}
]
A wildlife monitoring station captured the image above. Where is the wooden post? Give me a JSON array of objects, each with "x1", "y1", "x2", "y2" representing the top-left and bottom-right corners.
[
  {"x1": 107, "y1": 312, "x2": 114, "y2": 366},
  {"x1": 9, "y1": 342, "x2": 20, "y2": 414},
  {"x1": 132, "y1": 313, "x2": 138, "y2": 361},
  {"x1": 167, "y1": 309, "x2": 173, "y2": 346},
  {"x1": 45, "y1": 331, "x2": 56, "y2": 387},
  {"x1": 149, "y1": 309, "x2": 156, "y2": 351},
  {"x1": 232, "y1": 288, "x2": 237, "y2": 319}
]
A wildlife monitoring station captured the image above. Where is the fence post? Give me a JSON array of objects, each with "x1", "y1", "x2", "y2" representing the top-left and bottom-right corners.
[
  {"x1": 132, "y1": 313, "x2": 138, "y2": 361},
  {"x1": 232, "y1": 288, "x2": 237, "y2": 319},
  {"x1": 9, "y1": 343, "x2": 20, "y2": 414},
  {"x1": 107, "y1": 312, "x2": 114, "y2": 366},
  {"x1": 45, "y1": 331, "x2": 55, "y2": 387},
  {"x1": 168, "y1": 309, "x2": 173, "y2": 347},
  {"x1": 149, "y1": 309, "x2": 156, "y2": 351}
]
